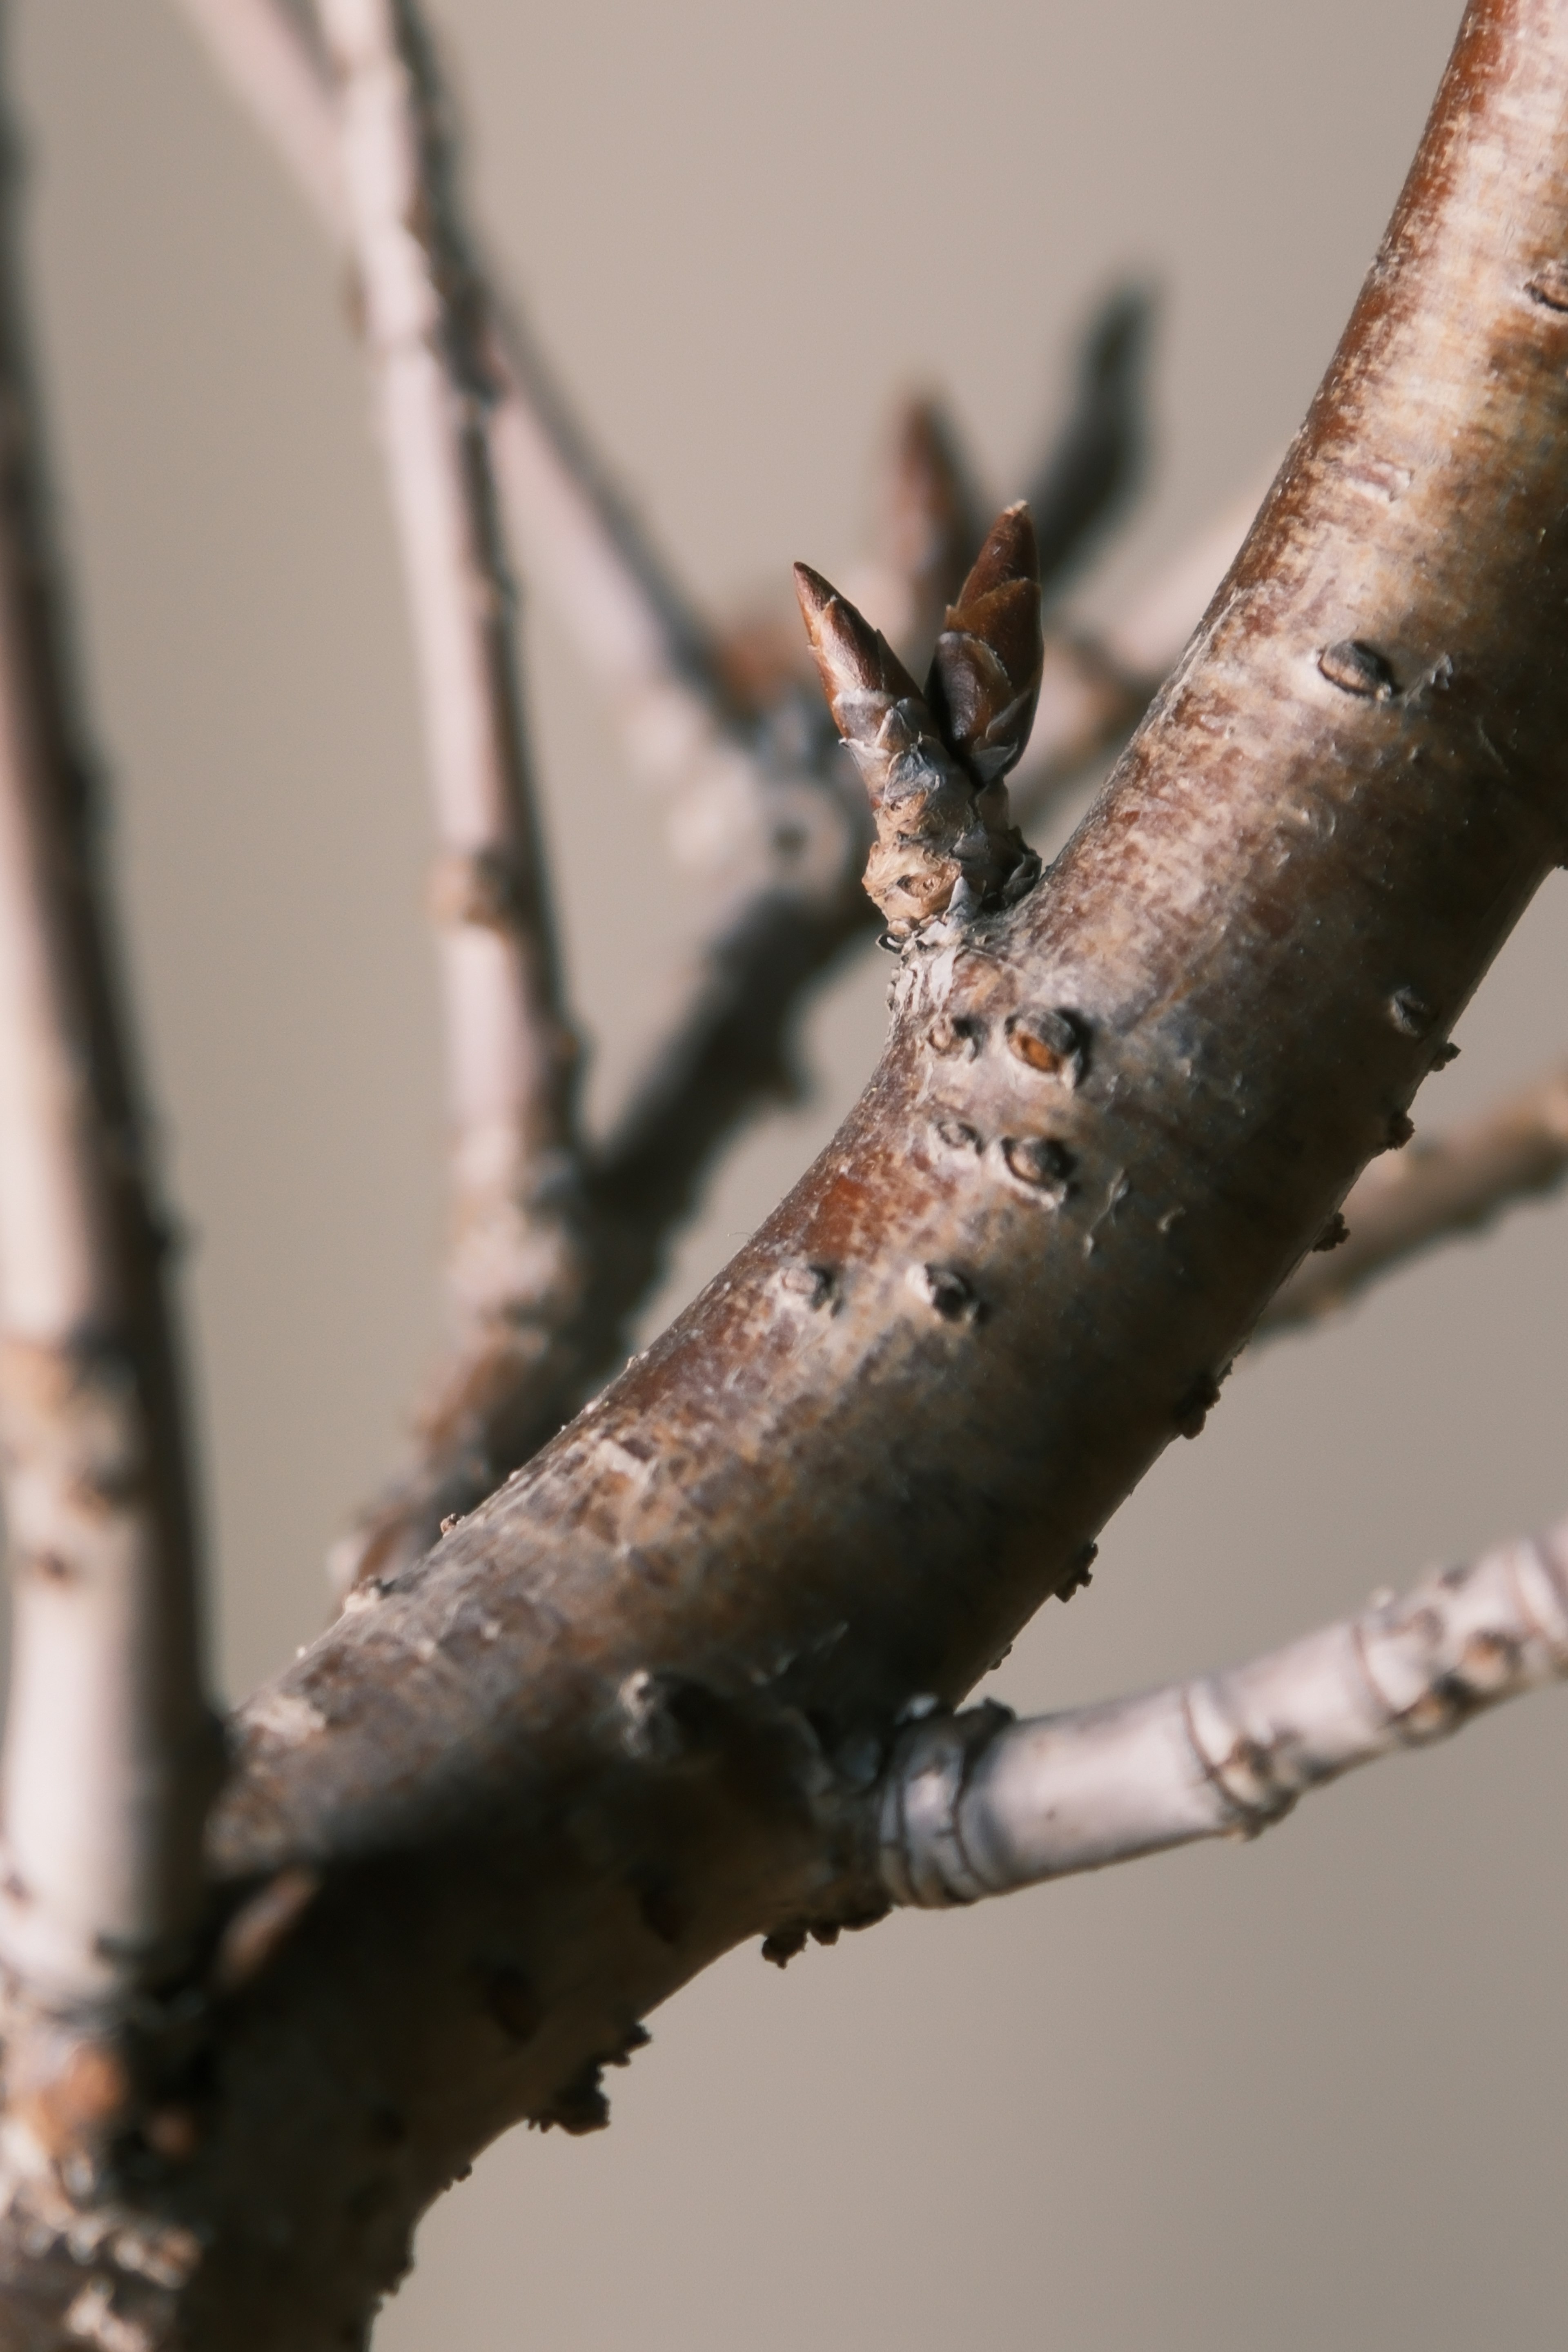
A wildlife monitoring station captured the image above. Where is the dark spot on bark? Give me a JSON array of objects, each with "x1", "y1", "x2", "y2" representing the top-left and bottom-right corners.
[
  {"x1": 1526, "y1": 259, "x2": 1568, "y2": 311},
  {"x1": 74, "y1": 1460, "x2": 145, "y2": 1515},
  {"x1": 1006, "y1": 1006, "x2": 1087, "y2": 1082},
  {"x1": 926, "y1": 1012, "x2": 983, "y2": 1057},
  {"x1": 1461, "y1": 1628, "x2": 1518, "y2": 1682},
  {"x1": 1318, "y1": 639, "x2": 1397, "y2": 699},
  {"x1": 776, "y1": 1261, "x2": 837, "y2": 1309},
  {"x1": 1388, "y1": 986, "x2": 1432, "y2": 1035},
  {"x1": 481, "y1": 1963, "x2": 542, "y2": 2045},
  {"x1": 143, "y1": 2106, "x2": 201, "y2": 2164},
  {"x1": 1312, "y1": 1211, "x2": 1349, "y2": 1252},
  {"x1": 428, "y1": 844, "x2": 521, "y2": 930},
  {"x1": 911, "y1": 1264, "x2": 982, "y2": 1321},
  {"x1": 530, "y1": 2062, "x2": 610, "y2": 2135},
  {"x1": 1174, "y1": 1369, "x2": 1223, "y2": 1438},
  {"x1": 935, "y1": 1117, "x2": 981, "y2": 1151},
  {"x1": 619, "y1": 1668, "x2": 731, "y2": 1762},
  {"x1": 1001, "y1": 1135, "x2": 1075, "y2": 1197},
  {"x1": 608, "y1": 2023, "x2": 651, "y2": 2066},
  {"x1": 1057, "y1": 1540, "x2": 1098, "y2": 1599},
  {"x1": 1386, "y1": 1109, "x2": 1415, "y2": 1149},
  {"x1": 21, "y1": 1548, "x2": 74, "y2": 1582}
]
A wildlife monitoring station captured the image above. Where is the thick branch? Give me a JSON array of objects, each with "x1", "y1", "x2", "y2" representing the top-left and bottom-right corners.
[
  {"x1": 1263, "y1": 1060, "x2": 1568, "y2": 1330},
  {"x1": 879, "y1": 1518, "x2": 1568, "y2": 1902},
  {"x1": 3, "y1": 0, "x2": 1565, "y2": 2340},
  {"x1": 0, "y1": 17, "x2": 216, "y2": 2025}
]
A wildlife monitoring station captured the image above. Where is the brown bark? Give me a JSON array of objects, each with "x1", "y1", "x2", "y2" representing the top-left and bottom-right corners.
[{"x1": 6, "y1": 0, "x2": 1568, "y2": 2342}]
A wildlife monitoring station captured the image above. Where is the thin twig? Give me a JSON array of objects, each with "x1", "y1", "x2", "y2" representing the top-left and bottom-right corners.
[
  {"x1": 318, "y1": 0, "x2": 588, "y2": 1584},
  {"x1": 1025, "y1": 282, "x2": 1155, "y2": 597},
  {"x1": 879, "y1": 1516, "x2": 1568, "y2": 1903},
  {"x1": 1263, "y1": 1061, "x2": 1568, "y2": 1332},
  {"x1": 0, "y1": 30, "x2": 216, "y2": 2021},
  {"x1": 169, "y1": 0, "x2": 735, "y2": 737}
]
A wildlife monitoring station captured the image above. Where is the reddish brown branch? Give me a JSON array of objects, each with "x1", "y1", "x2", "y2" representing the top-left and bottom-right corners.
[{"x1": 3, "y1": 4, "x2": 1551, "y2": 2339}]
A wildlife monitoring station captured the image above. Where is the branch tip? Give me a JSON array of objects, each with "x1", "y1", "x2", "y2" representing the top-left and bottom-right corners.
[
  {"x1": 928, "y1": 501, "x2": 1044, "y2": 788},
  {"x1": 794, "y1": 541, "x2": 1039, "y2": 938}
]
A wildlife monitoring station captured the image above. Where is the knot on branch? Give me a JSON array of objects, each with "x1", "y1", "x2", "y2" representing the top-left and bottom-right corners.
[{"x1": 794, "y1": 503, "x2": 1044, "y2": 941}]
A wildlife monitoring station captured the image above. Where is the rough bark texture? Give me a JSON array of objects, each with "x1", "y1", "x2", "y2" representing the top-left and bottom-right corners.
[{"x1": 5, "y1": 0, "x2": 1568, "y2": 2343}]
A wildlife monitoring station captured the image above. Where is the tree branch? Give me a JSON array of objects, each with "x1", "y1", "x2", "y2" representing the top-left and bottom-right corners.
[
  {"x1": 317, "y1": 0, "x2": 598, "y2": 1588},
  {"x1": 880, "y1": 1517, "x2": 1568, "y2": 1903},
  {"x1": 170, "y1": 0, "x2": 1204, "y2": 1590},
  {"x1": 0, "y1": 13, "x2": 216, "y2": 2031},
  {"x1": 1263, "y1": 1060, "x2": 1568, "y2": 1330},
  {"x1": 3, "y1": 0, "x2": 1566, "y2": 2338}
]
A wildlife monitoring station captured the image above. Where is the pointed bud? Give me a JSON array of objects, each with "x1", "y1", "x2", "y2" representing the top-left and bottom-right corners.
[
  {"x1": 927, "y1": 503, "x2": 1045, "y2": 788},
  {"x1": 792, "y1": 563, "x2": 964, "y2": 816},
  {"x1": 794, "y1": 560, "x2": 1038, "y2": 938}
]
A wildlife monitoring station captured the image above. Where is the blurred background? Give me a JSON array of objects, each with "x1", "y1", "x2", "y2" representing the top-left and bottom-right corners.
[{"x1": 12, "y1": 2, "x2": 1568, "y2": 2346}]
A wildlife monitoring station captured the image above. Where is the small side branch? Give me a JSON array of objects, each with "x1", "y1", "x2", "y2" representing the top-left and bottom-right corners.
[
  {"x1": 1263, "y1": 1061, "x2": 1568, "y2": 1331},
  {"x1": 880, "y1": 1517, "x2": 1568, "y2": 1905},
  {"x1": 0, "y1": 27, "x2": 215, "y2": 2020}
]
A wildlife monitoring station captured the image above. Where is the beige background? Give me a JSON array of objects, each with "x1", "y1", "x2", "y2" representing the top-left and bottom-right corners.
[{"x1": 12, "y1": 1, "x2": 1568, "y2": 2346}]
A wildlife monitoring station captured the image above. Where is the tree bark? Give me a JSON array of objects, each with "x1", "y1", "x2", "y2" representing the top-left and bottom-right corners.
[{"x1": 5, "y1": 0, "x2": 1568, "y2": 2343}]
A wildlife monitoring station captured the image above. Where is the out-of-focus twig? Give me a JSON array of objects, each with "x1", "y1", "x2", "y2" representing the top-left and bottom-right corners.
[
  {"x1": 169, "y1": 0, "x2": 737, "y2": 748},
  {"x1": 1026, "y1": 283, "x2": 1154, "y2": 596},
  {"x1": 319, "y1": 0, "x2": 591, "y2": 1588},
  {"x1": 1263, "y1": 1061, "x2": 1568, "y2": 1332},
  {"x1": 170, "y1": 0, "x2": 341, "y2": 229},
  {"x1": 880, "y1": 1517, "x2": 1568, "y2": 1905},
  {"x1": 0, "y1": 29, "x2": 216, "y2": 2031}
]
